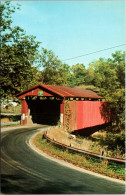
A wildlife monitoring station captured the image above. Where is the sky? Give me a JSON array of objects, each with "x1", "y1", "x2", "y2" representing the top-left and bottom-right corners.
[{"x1": 11, "y1": 0, "x2": 125, "y2": 68}]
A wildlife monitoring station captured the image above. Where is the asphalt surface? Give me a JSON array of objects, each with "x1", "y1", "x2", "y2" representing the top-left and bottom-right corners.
[{"x1": 1, "y1": 126, "x2": 125, "y2": 194}]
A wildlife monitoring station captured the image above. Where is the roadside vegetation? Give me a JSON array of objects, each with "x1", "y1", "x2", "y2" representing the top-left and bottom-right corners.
[
  {"x1": 1, "y1": 103, "x2": 21, "y2": 114},
  {"x1": 1, "y1": 103, "x2": 21, "y2": 124},
  {"x1": 33, "y1": 132, "x2": 125, "y2": 181},
  {"x1": 46, "y1": 127, "x2": 125, "y2": 160},
  {"x1": 1, "y1": 115, "x2": 21, "y2": 124}
]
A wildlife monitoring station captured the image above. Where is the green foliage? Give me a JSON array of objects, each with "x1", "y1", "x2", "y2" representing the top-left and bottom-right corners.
[
  {"x1": 84, "y1": 67, "x2": 95, "y2": 84},
  {"x1": 90, "y1": 51, "x2": 125, "y2": 128},
  {"x1": 64, "y1": 100, "x2": 72, "y2": 132},
  {"x1": 1, "y1": 1, "x2": 40, "y2": 100},
  {"x1": 70, "y1": 64, "x2": 87, "y2": 86},
  {"x1": 90, "y1": 126, "x2": 125, "y2": 159},
  {"x1": 105, "y1": 130, "x2": 125, "y2": 155},
  {"x1": 76, "y1": 84, "x2": 100, "y2": 93},
  {"x1": 108, "y1": 162, "x2": 125, "y2": 176},
  {"x1": 38, "y1": 48, "x2": 71, "y2": 86}
]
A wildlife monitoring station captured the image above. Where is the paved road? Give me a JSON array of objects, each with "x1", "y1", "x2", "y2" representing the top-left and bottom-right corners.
[{"x1": 1, "y1": 126, "x2": 125, "y2": 194}]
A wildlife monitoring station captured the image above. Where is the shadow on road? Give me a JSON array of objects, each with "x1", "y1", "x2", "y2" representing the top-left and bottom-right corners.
[{"x1": 1, "y1": 173, "x2": 95, "y2": 194}]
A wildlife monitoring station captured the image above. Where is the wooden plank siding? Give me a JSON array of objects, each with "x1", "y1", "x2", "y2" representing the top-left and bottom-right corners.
[{"x1": 67, "y1": 101, "x2": 112, "y2": 132}]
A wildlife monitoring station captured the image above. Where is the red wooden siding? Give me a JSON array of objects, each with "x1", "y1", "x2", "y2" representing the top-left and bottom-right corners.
[
  {"x1": 63, "y1": 101, "x2": 111, "y2": 132},
  {"x1": 18, "y1": 87, "x2": 53, "y2": 99},
  {"x1": 60, "y1": 100, "x2": 64, "y2": 124},
  {"x1": 21, "y1": 100, "x2": 28, "y2": 125},
  {"x1": 76, "y1": 101, "x2": 110, "y2": 130}
]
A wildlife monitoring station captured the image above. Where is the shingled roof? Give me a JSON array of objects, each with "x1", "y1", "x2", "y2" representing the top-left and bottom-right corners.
[{"x1": 16, "y1": 84, "x2": 104, "y2": 99}]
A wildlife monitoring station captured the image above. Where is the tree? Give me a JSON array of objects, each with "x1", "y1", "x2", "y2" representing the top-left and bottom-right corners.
[
  {"x1": 84, "y1": 66, "x2": 94, "y2": 85},
  {"x1": 0, "y1": 2, "x2": 40, "y2": 100},
  {"x1": 70, "y1": 64, "x2": 87, "y2": 86},
  {"x1": 57, "y1": 63, "x2": 72, "y2": 86},
  {"x1": 38, "y1": 48, "x2": 71, "y2": 86},
  {"x1": 90, "y1": 51, "x2": 125, "y2": 127}
]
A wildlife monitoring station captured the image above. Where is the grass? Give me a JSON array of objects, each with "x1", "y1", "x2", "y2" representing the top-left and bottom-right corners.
[
  {"x1": 1, "y1": 104, "x2": 21, "y2": 114},
  {"x1": 33, "y1": 132, "x2": 125, "y2": 181}
]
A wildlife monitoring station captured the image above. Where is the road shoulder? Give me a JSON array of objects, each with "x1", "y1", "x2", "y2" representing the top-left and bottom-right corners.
[{"x1": 1, "y1": 124, "x2": 44, "y2": 132}]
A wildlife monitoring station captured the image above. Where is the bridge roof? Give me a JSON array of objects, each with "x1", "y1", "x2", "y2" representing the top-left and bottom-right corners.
[{"x1": 16, "y1": 84, "x2": 104, "y2": 99}]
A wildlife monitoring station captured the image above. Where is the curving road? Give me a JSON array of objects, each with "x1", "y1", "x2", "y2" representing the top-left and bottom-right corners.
[{"x1": 1, "y1": 126, "x2": 125, "y2": 194}]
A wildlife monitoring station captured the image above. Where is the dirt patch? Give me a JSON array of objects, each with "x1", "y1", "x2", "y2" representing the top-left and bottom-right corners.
[
  {"x1": 1, "y1": 118, "x2": 12, "y2": 123},
  {"x1": 47, "y1": 127, "x2": 98, "y2": 153}
]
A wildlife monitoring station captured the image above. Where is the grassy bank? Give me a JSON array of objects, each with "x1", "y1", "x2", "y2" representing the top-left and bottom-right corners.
[
  {"x1": 1, "y1": 115, "x2": 21, "y2": 123},
  {"x1": 33, "y1": 132, "x2": 125, "y2": 181},
  {"x1": 46, "y1": 127, "x2": 125, "y2": 160}
]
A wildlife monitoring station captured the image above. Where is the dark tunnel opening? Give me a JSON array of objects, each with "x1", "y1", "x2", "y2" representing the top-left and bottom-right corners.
[{"x1": 27, "y1": 98, "x2": 61, "y2": 125}]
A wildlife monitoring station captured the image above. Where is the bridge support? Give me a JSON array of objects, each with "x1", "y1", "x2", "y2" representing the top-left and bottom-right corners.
[{"x1": 21, "y1": 99, "x2": 28, "y2": 125}]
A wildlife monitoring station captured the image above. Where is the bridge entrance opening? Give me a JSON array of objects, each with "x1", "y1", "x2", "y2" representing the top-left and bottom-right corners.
[{"x1": 26, "y1": 97, "x2": 61, "y2": 125}]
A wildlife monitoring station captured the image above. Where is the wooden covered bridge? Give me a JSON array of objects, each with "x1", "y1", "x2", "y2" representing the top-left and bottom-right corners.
[{"x1": 16, "y1": 84, "x2": 112, "y2": 133}]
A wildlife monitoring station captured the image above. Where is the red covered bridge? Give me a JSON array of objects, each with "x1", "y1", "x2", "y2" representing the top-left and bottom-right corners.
[{"x1": 16, "y1": 84, "x2": 112, "y2": 134}]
